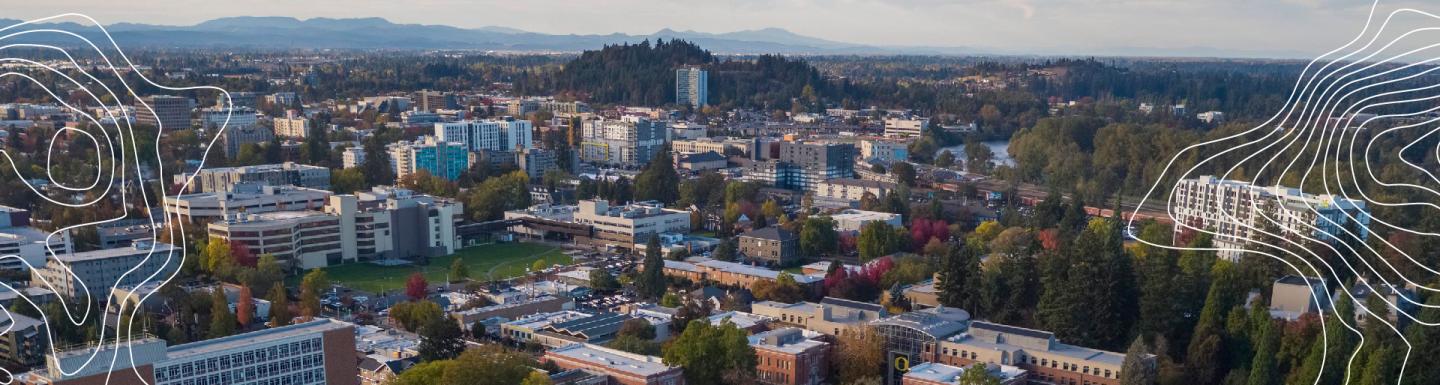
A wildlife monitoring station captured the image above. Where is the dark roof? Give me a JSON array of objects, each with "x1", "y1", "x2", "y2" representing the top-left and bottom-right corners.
[
  {"x1": 679, "y1": 151, "x2": 726, "y2": 163},
  {"x1": 821, "y1": 297, "x2": 885, "y2": 313},
  {"x1": 971, "y1": 321, "x2": 1054, "y2": 340},
  {"x1": 1276, "y1": 275, "x2": 1325, "y2": 286},
  {"x1": 741, "y1": 226, "x2": 797, "y2": 241},
  {"x1": 544, "y1": 312, "x2": 630, "y2": 339}
]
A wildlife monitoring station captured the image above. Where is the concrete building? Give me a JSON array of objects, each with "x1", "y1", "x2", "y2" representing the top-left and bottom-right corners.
[
  {"x1": 676, "y1": 66, "x2": 708, "y2": 108},
  {"x1": 752, "y1": 298, "x2": 887, "y2": 337},
  {"x1": 675, "y1": 151, "x2": 727, "y2": 172},
  {"x1": 219, "y1": 124, "x2": 275, "y2": 158},
  {"x1": 518, "y1": 147, "x2": 560, "y2": 179},
  {"x1": 342, "y1": 146, "x2": 367, "y2": 169},
  {"x1": 1268, "y1": 275, "x2": 1330, "y2": 320},
  {"x1": 884, "y1": 118, "x2": 928, "y2": 137},
  {"x1": 208, "y1": 211, "x2": 344, "y2": 269},
  {"x1": 192, "y1": 162, "x2": 331, "y2": 193},
  {"x1": 581, "y1": 116, "x2": 669, "y2": 167},
  {"x1": 1171, "y1": 176, "x2": 1370, "y2": 260},
  {"x1": 750, "y1": 327, "x2": 830, "y2": 385},
  {"x1": 861, "y1": 139, "x2": 911, "y2": 162},
  {"x1": 200, "y1": 107, "x2": 258, "y2": 129},
  {"x1": 15, "y1": 319, "x2": 357, "y2": 385},
  {"x1": 0, "y1": 206, "x2": 70, "y2": 271},
  {"x1": 274, "y1": 116, "x2": 312, "y2": 138},
  {"x1": 658, "y1": 259, "x2": 822, "y2": 292},
  {"x1": 573, "y1": 200, "x2": 689, "y2": 249},
  {"x1": 31, "y1": 240, "x2": 179, "y2": 299},
  {"x1": 812, "y1": 179, "x2": 897, "y2": 202},
  {"x1": 831, "y1": 209, "x2": 904, "y2": 233},
  {"x1": 748, "y1": 142, "x2": 855, "y2": 191},
  {"x1": 902, "y1": 362, "x2": 1027, "y2": 385},
  {"x1": 544, "y1": 343, "x2": 685, "y2": 385},
  {"x1": 388, "y1": 136, "x2": 469, "y2": 181},
  {"x1": 434, "y1": 118, "x2": 534, "y2": 152},
  {"x1": 738, "y1": 227, "x2": 800, "y2": 266},
  {"x1": 929, "y1": 321, "x2": 1131, "y2": 385},
  {"x1": 164, "y1": 182, "x2": 332, "y2": 223},
  {"x1": 672, "y1": 137, "x2": 755, "y2": 158},
  {"x1": 0, "y1": 312, "x2": 46, "y2": 369},
  {"x1": 134, "y1": 95, "x2": 192, "y2": 130}
]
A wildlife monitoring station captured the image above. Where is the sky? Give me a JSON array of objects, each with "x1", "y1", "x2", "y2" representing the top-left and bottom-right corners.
[{"x1": 6, "y1": 0, "x2": 1439, "y2": 57}]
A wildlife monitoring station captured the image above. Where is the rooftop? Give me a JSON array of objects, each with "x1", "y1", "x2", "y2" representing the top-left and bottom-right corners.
[
  {"x1": 740, "y1": 226, "x2": 797, "y2": 242},
  {"x1": 54, "y1": 242, "x2": 177, "y2": 263},
  {"x1": 748, "y1": 327, "x2": 828, "y2": 355},
  {"x1": 166, "y1": 318, "x2": 351, "y2": 358},
  {"x1": 708, "y1": 311, "x2": 774, "y2": 330},
  {"x1": 695, "y1": 259, "x2": 823, "y2": 284},
  {"x1": 547, "y1": 343, "x2": 677, "y2": 377}
]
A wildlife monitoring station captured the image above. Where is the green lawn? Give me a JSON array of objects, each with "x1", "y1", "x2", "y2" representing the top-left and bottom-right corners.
[{"x1": 320, "y1": 242, "x2": 572, "y2": 293}]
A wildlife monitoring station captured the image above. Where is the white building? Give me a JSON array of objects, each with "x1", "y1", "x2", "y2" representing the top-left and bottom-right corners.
[
  {"x1": 830, "y1": 209, "x2": 904, "y2": 233},
  {"x1": 164, "y1": 182, "x2": 332, "y2": 223},
  {"x1": 274, "y1": 116, "x2": 312, "y2": 138},
  {"x1": 0, "y1": 206, "x2": 70, "y2": 271},
  {"x1": 434, "y1": 117, "x2": 534, "y2": 152},
  {"x1": 343, "y1": 146, "x2": 366, "y2": 169},
  {"x1": 1171, "y1": 176, "x2": 1370, "y2": 260},
  {"x1": 884, "y1": 117, "x2": 929, "y2": 137},
  {"x1": 574, "y1": 200, "x2": 690, "y2": 248}
]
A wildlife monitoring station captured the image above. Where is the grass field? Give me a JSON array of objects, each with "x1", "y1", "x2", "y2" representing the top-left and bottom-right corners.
[{"x1": 320, "y1": 242, "x2": 572, "y2": 293}]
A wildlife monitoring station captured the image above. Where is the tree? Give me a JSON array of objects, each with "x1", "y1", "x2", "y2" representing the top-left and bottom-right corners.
[
  {"x1": 634, "y1": 145, "x2": 681, "y2": 205},
  {"x1": 236, "y1": 285, "x2": 254, "y2": 328},
  {"x1": 406, "y1": 272, "x2": 429, "y2": 301},
  {"x1": 892, "y1": 162, "x2": 917, "y2": 187},
  {"x1": 390, "y1": 345, "x2": 537, "y2": 385},
  {"x1": 761, "y1": 200, "x2": 785, "y2": 223},
  {"x1": 833, "y1": 326, "x2": 886, "y2": 384},
  {"x1": 938, "y1": 243, "x2": 982, "y2": 312},
  {"x1": 1401, "y1": 293, "x2": 1440, "y2": 385},
  {"x1": 713, "y1": 238, "x2": 738, "y2": 262},
  {"x1": 531, "y1": 258, "x2": 548, "y2": 273},
  {"x1": 208, "y1": 286, "x2": 236, "y2": 338},
  {"x1": 268, "y1": 282, "x2": 291, "y2": 327},
  {"x1": 662, "y1": 320, "x2": 757, "y2": 385},
  {"x1": 959, "y1": 362, "x2": 1003, "y2": 385},
  {"x1": 520, "y1": 372, "x2": 553, "y2": 385},
  {"x1": 935, "y1": 150, "x2": 956, "y2": 168},
  {"x1": 449, "y1": 259, "x2": 469, "y2": 282},
  {"x1": 361, "y1": 136, "x2": 395, "y2": 187},
  {"x1": 751, "y1": 272, "x2": 806, "y2": 303},
  {"x1": 1120, "y1": 337, "x2": 1157, "y2": 385},
  {"x1": 799, "y1": 216, "x2": 839, "y2": 257},
  {"x1": 589, "y1": 268, "x2": 621, "y2": 291},
  {"x1": 418, "y1": 316, "x2": 466, "y2": 362},
  {"x1": 858, "y1": 220, "x2": 902, "y2": 261},
  {"x1": 391, "y1": 300, "x2": 444, "y2": 332},
  {"x1": 636, "y1": 236, "x2": 668, "y2": 300}
]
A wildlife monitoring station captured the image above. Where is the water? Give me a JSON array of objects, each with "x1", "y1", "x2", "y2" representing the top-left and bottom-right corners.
[{"x1": 939, "y1": 140, "x2": 1013, "y2": 171}]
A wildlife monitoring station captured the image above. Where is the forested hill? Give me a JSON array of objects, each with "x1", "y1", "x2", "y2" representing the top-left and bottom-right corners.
[{"x1": 517, "y1": 39, "x2": 843, "y2": 109}]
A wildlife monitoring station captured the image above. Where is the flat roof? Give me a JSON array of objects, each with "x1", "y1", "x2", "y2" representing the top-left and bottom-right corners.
[
  {"x1": 748, "y1": 327, "x2": 827, "y2": 355},
  {"x1": 547, "y1": 343, "x2": 676, "y2": 377},
  {"x1": 55, "y1": 242, "x2": 177, "y2": 263},
  {"x1": 708, "y1": 311, "x2": 773, "y2": 330},
  {"x1": 165, "y1": 318, "x2": 350, "y2": 359},
  {"x1": 695, "y1": 260, "x2": 823, "y2": 284}
]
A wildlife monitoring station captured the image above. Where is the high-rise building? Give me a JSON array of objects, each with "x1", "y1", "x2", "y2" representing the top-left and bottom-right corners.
[
  {"x1": 434, "y1": 118, "x2": 534, "y2": 152},
  {"x1": 192, "y1": 162, "x2": 331, "y2": 193},
  {"x1": 417, "y1": 89, "x2": 457, "y2": 112},
  {"x1": 676, "y1": 67, "x2": 708, "y2": 108},
  {"x1": 580, "y1": 116, "x2": 669, "y2": 166},
  {"x1": 387, "y1": 136, "x2": 470, "y2": 181},
  {"x1": 747, "y1": 142, "x2": 855, "y2": 190},
  {"x1": 135, "y1": 95, "x2": 193, "y2": 130},
  {"x1": 274, "y1": 116, "x2": 312, "y2": 138},
  {"x1": 1171, "y1": 176, "x2": 1370, "y2": 260}
]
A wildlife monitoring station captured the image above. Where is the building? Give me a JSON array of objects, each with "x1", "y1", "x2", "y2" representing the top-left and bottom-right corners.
[
  {"x1": 544, "y1": 343, "x2": 685, "y2": 385},
  {"x1": 750, "y1": 327, "x2": 830, "y2": 385},
  {"x1": 97, "y1": 219, "x2": 154, "y2": 249},
  {"x1": 1171, "y1": 176, "x2": 1370, "y2": 260},
  {"x1": 928, "y1": 321, "x2": 1133, "y2": 385},
  {"x1": 675, "y1": 151, "x2": 727, "y2": 172},
  {"x1": 573, "y1": 200, "x2": 689, "y2": 249},
  {"x1": 0, "y1": 206, "x2": 70, "y2": 271},
  {"x1": 535, "y1": 312, "x2": 638, "y2": 347},
  {"x1": 0, "y1": 312, "x2": 46, "y2": 369},
  {"x1": 134, "y1": 95, "x2": 192, "y2": 130},
  {"x1": 1348, "y1": 278, "x2": 1418, "y2": 326},
  {"x1": 388, "y1": 136, "x2": 470, "y2": 181},
  {"x1": 812, "y1": 179, "x2": 897, "y2": 202},
  {"x1": 434, "y1": 118, "x2": 534, "y2": 152},
  {"x1": 192, "y1": 162, "x2": 331, "y2": 193},
  {"x1": 518, "y1": 147, "x2": 560, "y2": 179},
  {"x1": 200, "y1": 107, "x2": 258, "y2": 129},
  {"x1": 884, "y1": 118, "x2": 928, "y2": 137},
  {"x1": 659, "y1": 259, "x2": 822, "y2": 292},
  {"x1": 31, "y1": 240, "x2": 179, "y2": 299},
  {"x1": 219, "y1": 124, "x2": 275, "y2": 158},
  {"x1": 501, "y1": 310, "x2": 595, "y2": 344},
  {"x1": 752, "y1": 298, "x2": 887, "y2": 336},
  {"x1": 676, "y1": 67, "x2": 708, "y2": 108},
  {"x1": 830, "y1": 209, "x2": 904, "y2": 233},
  {"x1": 164, "y1": 182, "x2": 332, "y2": 223},
  {"x1": 673, "y1": 137, "x2": 755, "y2": 158},
  {"x1": 861, "y1": 139, "x2": 910, "y2": 162},
  {"x1": 208, "y1": 211, "x2": 344, "y2": 269},
  {"x1": 15, "y1": 319, "x2": 357, "y2": 385},
  {"x1": 1268, "y1": 275, "x2": 1330, "y2": 320},
  {"x1": 1196, "y1": 111, "x2": 1226, "y2": 124},
  {"x1": 581, "y1": 116, "x2": 669, "y2": 167},
  {"x1": 902, "y1": 362, "x2": 1027, "y2": 385},
  {"x1": 274, "y1": 116, "x2": 312, "y2": 138},
  {"x1": 749, "y1": 142, "x2": 855, "y2": 191},
  {"x1": 417, "y1": 89, "x2": 457, "y2": 111},
  {"x1": 738, "y1": 227, "x2": 800, "y2": 266},
  {"x1": 343, "y1": 146, "x2": 367, "y2": 169}
]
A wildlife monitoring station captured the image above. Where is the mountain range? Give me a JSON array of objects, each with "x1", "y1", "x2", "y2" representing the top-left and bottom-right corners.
[{"x1": 0, "y1": 16, "x2": 1312, "y2": 58}]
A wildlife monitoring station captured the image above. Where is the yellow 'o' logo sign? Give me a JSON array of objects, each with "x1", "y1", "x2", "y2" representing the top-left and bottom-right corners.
[{"x1": 894, "y1": 356, "x2": 910, "y2": 372}]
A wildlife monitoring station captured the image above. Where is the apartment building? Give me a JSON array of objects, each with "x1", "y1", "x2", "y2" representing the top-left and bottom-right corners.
[
  {"x1": 1171, "y1": 176, "x2": 1370, "y2": 260},
  {"x1": 676, "y1": 67, "x2": 708, "y2": 108},
  {"x1": 752, "y1": 298, "x2": 887, "y2": 337},
  {"x1": 861, "y1": 139, "x2": 911, "y2": 162},
  {"x1": 0, "y1": 312, "x2": 46, "y2": 369},
  {"x1": 748, "y1": 142, "x2": 855, "y2": 191},
  {"x1": 135, "y1": 95, "x2": 192, "y2": 130},
  {"x1": 15, "y1": 319, "x2": 357, "y2": 385},
  {"x1": 0, "y1": 206, "x2": 70, "y2": 271},
  {"x1": 219, "y1": 124, "x2": 275, "y2": 158},
  {"x1": 31, "y1": 240, "x2": 179, "y2": 299},
  {"x1": 811, "y1": 179, "x2": 897, "y2": 202},
  {"x1": 544, "y1": 343, "x2": 685, "y2": 385},
  {"x1": 274, "y1": 116, "x2": 311, "y2": 138},
  {"x1": 388, "y1": 136, "x2": 470, "y2": 181},
  {"x1": 164, "y1": 182, "x2": 332, "y2": 223},
  {"x1": 573, "y1": 200, "x2": 689, "y2": 249},
  {"x1": 343, "y1": 146, "x2": 367, "y2": 169},
  {"x1": 192, "y1": 162, "x2": 331, "y2": 193},
  {"x1": 738, "y1": 227, "x2": 800, "y2": 266},
  {"x1": 750, "y1": 327, "x2": 830, "y2": 385},
  {"x1": 580, "y1": 116, "x2": 670, "y2": 167},
  {"x1": 518, "y1": 147, "x2": 560, "y2": 179},
  {"x1": 434, "y1": 117, "x2": 534, "y2": 152}
]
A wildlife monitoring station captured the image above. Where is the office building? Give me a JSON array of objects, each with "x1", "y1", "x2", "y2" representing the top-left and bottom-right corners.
[
  {"x1": 0, "y1": 206, "x2": 70, "y2": 271},
  {"x1": 581, "y1": 116, "x2": 669, "y2": 167},
  {"x1": 208, "y1": 211, "x2": 344, "y2": 269},
  {"x1": 518, "y1": 147, "x2": 559, "y2": 179},
  {"x1": 274, "y1": 116, "x2": 312, "y2": 138},
  {"x1": 676, "y1": 66, "x2": 708, "y2": 108},
  {"x1": 884, "y1": 118, "x2": 928, "y2": 137},
  {"x1": 738, "y1": 227, "x2": 800, "y2": 266},
  {"x1": 1171, "y1": 176, "x2": 1370, "y2": 260},
  {"x1": 388, "y1": 136, "x2": 470, "y2": 181},
  {"x1": 200, "y1": 106, "x2": 259, "y2": 129},
  {"x1": 417, "y1": 89, "x2": 457, "y2": 112},
  {"x1": 573, "y1": 200, "x2": 689, "y2": 249},
  {"x1": 659, "y1": 259, "x2": 823, "y2": 294},
  {"x1": 752, "y1": 298, "x2": 887, "y2": 337},
  {"x1": 861, "y1": 139, "x2": 910, "y2": 162},
  {"x1": 192, "y1": 162, "x2": 331, "y2": 193},
  {"x1": 750, "y1": 327, "x2": 830, "y2": 385},
  {"x1": 165, "y1": 182, "x2": 332, "y2": 223},
  {"x1": 748, "y1": 142, "x2": 855, "y2": 191},
  {"x1": 830, "y1": 209, "x2": 904, "y2": 233},
  {"x1": 544, "y1": 343, "x2": 685, "y2": 385},
  {"x1": 902, "y1": 362, "x2": 1027, "y2": 385},
  {"x1": 15, "y1": 319, "x2": 357, "y2": 385},
  {"x1": 31, "y1": 240, "x2": 179, "y2": 299},
  {"x1": 135, "y1": 95, "x2": 192, "y2": 130},
  {"x1": 434, "y1": 118, "x2": 534, "y2": 152},
  {"x1": 811, "y1": 179, "x2": 897, "y2": 202},
  {"x1": 219, "y1": 124, "x2": 275, "y2": 158}
]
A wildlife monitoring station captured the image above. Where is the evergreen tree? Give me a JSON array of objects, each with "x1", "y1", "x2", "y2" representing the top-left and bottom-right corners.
[
  {"x1": 637, "y1": 236, "x2": 667, "y2": 300},
  {"x1": 1246, "y1": 315, "x2": 1280, "y2": 385},
  {"x1": 1401, "y1": 293, "x2": 1440, "y2": 385},
  {"x1": 208, "y1": 287, "x2": 236, "y2": 338},
  {"x1": 418, "y1": 317, "x2": 466, "y2": 362},
  {"x1": 1121, "y1": 337, "x2": 1158, "y2": 385},
  {"x1": 268, "y1": 282, "x2": 291, "y2": 327},
  {"x1": 634, "y1": 145, "x2": 680, "y2": 205},
  {"x1": 939, "y1": 242, "x2": 982, "y2": 313}
]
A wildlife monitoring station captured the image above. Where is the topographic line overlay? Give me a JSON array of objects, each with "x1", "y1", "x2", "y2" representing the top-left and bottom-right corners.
[{"x1": 0, "y1": 14, "x2": 232, "y2": 385}]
